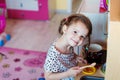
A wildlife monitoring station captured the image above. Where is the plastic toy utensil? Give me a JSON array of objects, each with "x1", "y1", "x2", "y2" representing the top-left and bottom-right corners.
[{"x1": 80, "y1": 63, "x2": 96, "y2": 69}]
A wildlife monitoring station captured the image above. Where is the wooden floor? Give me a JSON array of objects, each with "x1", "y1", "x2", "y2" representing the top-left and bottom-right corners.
[
  {"x1": 3, "y1": 0, "x2": 82, "y2": 52},
  {"x1": 4, "y1": 14, "x2": 69, "y2": 52}
]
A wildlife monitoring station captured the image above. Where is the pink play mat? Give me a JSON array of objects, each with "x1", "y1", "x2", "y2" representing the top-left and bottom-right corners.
[{"x1": 0, "y1": 47, "x2": 46, "y2": 80}]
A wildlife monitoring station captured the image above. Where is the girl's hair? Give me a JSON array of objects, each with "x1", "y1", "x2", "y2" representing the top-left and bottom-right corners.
[{"x1": 58, "y1": 13, "x2": 92, "y2": 45}]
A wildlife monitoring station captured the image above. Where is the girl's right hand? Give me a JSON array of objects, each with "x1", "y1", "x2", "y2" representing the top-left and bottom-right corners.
[{"x1": 66, "y1": 66, "x2": 83, "y2": 77}]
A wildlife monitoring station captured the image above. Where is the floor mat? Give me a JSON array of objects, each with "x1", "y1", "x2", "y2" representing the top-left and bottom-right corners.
[{"x1": 0, "y1": 47, "x2": 46, "y2": 80}]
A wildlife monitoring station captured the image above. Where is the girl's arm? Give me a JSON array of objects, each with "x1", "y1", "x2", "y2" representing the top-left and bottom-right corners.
[{"x1": 44, "y1": 66, "x2": 82, "y2": 80}]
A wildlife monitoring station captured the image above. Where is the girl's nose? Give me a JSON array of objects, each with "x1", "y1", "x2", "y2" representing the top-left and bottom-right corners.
[{"x1": 74, "y1": 35, "x2": 80, "y2": 41}]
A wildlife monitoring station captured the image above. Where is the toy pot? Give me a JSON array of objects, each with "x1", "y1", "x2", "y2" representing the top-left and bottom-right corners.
[{"x1": 83, "y1": 43, "x2": 107, "y2": 66}]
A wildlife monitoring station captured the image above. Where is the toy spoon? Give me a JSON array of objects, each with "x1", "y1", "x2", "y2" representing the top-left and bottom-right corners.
[{"x1": 80, "y1": 63, "x2": 96, "y2": 69}]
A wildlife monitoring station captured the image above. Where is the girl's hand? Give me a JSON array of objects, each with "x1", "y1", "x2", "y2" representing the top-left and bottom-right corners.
[
  {"x1": 76, "y1": 56, "x2": 87, "y2": 64},
  {"x1": 66, "y1": 66, "x2": 83, "y2": 77}
]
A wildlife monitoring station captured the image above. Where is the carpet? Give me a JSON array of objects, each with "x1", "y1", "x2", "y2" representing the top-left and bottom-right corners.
[{"x1": 0, "y1": 47, "x2": 46, "y2": 80}]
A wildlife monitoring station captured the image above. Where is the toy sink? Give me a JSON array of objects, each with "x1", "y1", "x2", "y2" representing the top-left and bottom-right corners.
[{"x1": 80, "y1": 76, "x2": 104, "y2": 80}]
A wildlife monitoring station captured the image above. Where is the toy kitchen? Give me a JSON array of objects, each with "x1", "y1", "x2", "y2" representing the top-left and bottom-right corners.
[{"x1": 75, "y1": 0, "x2": 108, "y2": 80}]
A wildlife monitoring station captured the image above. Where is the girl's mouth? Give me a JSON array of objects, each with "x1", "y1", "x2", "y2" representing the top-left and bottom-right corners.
[{"x1": 71, "y1": 38, "x2": 78, "y2": 45}]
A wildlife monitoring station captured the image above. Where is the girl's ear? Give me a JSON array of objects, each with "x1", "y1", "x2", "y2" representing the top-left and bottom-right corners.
[{"x1": 62, "y1": 25, "x2": 68, "y2": 34}]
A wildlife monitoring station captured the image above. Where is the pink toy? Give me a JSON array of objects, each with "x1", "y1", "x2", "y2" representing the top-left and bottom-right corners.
[
  {"x1": 0, "y1": 16, "x2": 5, "y2": 33},
  {"x1": 99, "y1": 0, "x2": 108, "y2": 13},
  {"x1": 0, "y1": 3, "x2": 6, "y2": 34},
  {"x1": 0, "y1": 2, "x2": 11, "y2": 46}
]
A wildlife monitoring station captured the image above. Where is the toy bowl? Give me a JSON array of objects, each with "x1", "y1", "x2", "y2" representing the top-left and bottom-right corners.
[{"x1": 82, "y1": 66, "x2": 96, "y2": 75}]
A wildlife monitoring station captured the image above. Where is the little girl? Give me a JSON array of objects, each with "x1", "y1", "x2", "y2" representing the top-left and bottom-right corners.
[{"x1": 44, "y1": 13, "x2": 92, "y2": 80}]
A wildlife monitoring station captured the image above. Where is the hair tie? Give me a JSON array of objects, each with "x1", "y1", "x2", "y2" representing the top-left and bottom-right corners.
[{"x1": 64, "y1": 17, "x2": 68, "y2": 22}]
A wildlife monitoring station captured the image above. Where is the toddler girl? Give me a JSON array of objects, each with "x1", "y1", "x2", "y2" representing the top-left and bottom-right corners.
[{"x1": 44, "y1": 13, "x2": 92, "y2": 80}]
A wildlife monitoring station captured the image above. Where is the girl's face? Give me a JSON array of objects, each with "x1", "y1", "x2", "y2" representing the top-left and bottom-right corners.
[{"x1": 63, "y1": 22, "x2": 88, "y2": 47}]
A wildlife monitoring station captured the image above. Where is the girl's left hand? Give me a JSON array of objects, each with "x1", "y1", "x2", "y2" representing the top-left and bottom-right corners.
[{"x1": 76, "y1": 56, "x2": 87, "y2": 64}]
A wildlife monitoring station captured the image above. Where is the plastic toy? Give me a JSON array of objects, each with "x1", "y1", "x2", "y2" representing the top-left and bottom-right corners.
[
  {"x1": 0, "y1": 39, "x2": 4, "y2": 46},
  {"x1": 0, "y1": 2, "x2": 11, "y2": 46},
  {"x1": 99, "y1": 0, "x2": 109, "y2": 13},
  {"x1": 38, "y1": 78, "x2": 45, "y2": 80},
  {"x1": 0, "y1": 33, "x2": 11, "y2": 46},
  {"x1": 80, "y1": 76, "x2": 104, "y2": 80},
  {"x1": 0, "y1": 52, "x2": 7, "y2": 62},
  {"x1": 82, "y1": 66, "x2": 96, "y2": 75},
  {"x1": 101, "y1": 63, "x2": 106, "y2": 73}
]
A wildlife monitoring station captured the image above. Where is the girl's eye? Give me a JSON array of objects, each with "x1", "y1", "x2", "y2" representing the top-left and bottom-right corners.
[{"x1": 73, "y1": 31, "x2": 77, "y2": 34}]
